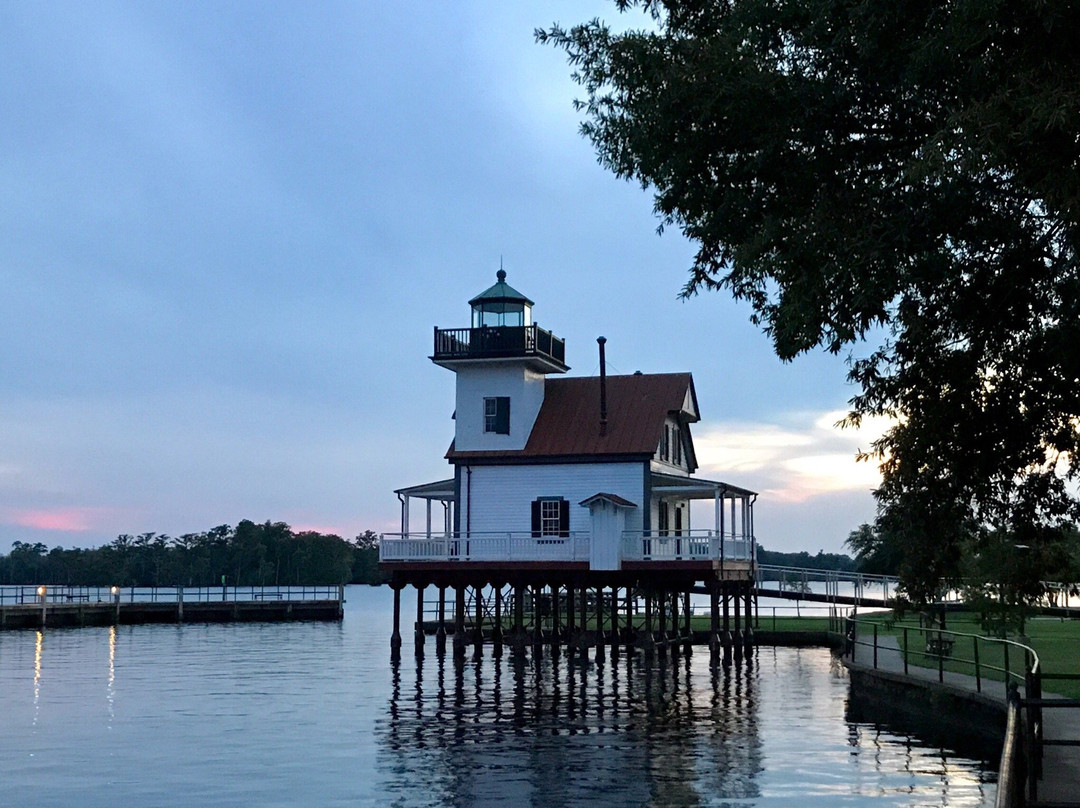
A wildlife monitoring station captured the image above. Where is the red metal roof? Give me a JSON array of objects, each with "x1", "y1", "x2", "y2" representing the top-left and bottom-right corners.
[{"x1": 447, "y1": 372, "x2": 696, "y2": 461}]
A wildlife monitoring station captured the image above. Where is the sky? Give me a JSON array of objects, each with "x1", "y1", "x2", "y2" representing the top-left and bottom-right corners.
[{"x1": 1, "y1": 1, "x2": 883, "y2": 556}]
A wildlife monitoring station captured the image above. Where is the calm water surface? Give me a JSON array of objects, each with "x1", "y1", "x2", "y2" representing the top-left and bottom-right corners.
[{"x1": 0, "y1": 586, "x2": 995, "y2": 807}]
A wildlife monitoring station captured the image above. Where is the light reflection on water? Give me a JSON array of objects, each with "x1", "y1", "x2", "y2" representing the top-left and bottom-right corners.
[{"x1": 0, "y1": 586, "x2": 994, "y2": 807}]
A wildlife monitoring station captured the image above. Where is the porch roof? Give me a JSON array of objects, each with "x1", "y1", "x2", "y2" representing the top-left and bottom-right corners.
[
  {"x1": 394, "y1": 478, "x2": 455, "y2": 500},
  {"x1": 650, "y1": 471, "x2": 757, "y2": 499}
]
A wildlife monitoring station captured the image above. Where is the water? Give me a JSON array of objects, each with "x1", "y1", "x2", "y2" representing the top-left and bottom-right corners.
[{"x1": 0, "y1": 586, "x2": 996, "y2": 807}]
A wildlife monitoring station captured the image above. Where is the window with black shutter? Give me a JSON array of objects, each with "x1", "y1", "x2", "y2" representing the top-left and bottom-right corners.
[{"x1": 532, "y1": 497, "x2": 569, "y2": 541}]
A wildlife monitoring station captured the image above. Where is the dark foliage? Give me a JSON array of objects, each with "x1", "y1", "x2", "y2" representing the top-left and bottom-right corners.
[
  {"x1": 0, "y1": 522, "x2": 389, "y2": 586},
  {"x1": 541, "y1": 1, "x2": 1080, "y2": 605},
  {"x1": 756, "y1": 545, "x2": 857, "y2": 572}
]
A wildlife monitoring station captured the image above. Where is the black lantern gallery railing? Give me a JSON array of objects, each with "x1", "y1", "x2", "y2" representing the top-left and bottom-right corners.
[{"x1": 433, "y1": 324, "x2": 566, "y2": 365}]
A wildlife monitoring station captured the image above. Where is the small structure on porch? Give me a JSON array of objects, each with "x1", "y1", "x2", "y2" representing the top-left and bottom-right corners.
[{"x1": 381, "y1": 269, "x2": 758, "y2": 665}]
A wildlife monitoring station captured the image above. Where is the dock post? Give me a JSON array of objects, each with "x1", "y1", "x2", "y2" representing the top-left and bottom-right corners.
[
  {"x1": 453, "y1": 584, "x2": 466, "y2": 660},
  {"x1": 643, "y1": 591, "x2": 655, "y2": 657},
  {"x1": 473, "y1": 586, "x2": 484, "y2": 661},
  {"x1": 415, "y1": 585, "x2": 425, "y2": 658},
  {"x1": 492, "y1": 584, "x2": 503, "y2": 657},
  {"x1": 595, "y1": 585, "x2": 605, "y2": 662},
  {"x1": 743, "y1": 585, "x2": 754, "y2": 658},
  {"x1": 436, "y1": 585, "x2": 447, "y2": 655},
  {"x1": 609, "y1": 587, "x2": 620, "y2": 654},
  {"x1": 683, "y1": 590, "x2": 693, "y2": 656},
  {"x1": 512, "y1": 582, "x2": 526, "y2": 655},
  {"x1": 178, "y1": 586, "x2": 184, "y2": 623},
  {"x1": 709, "y1": 582, "x2": 720, "y2": 665},
  {"x1": 550, "y1": 584, "x2": 560, "y2": 646},
  {"x1": 391, "y1": 584, "x2": 403, "y2": 662},
  {"x1": 39, "y1": 587, "x2": 47, "y2": 629},
  {"x1": 578, "y1": 585, "x2": 588, "y2": 657},
  {"x1": 657, "y1": 588, "x2": 668, "y2": 656},
  {"x1": 531, "y1": 585, "x2": 543, "y2": 658},
  {"x1": 113, "y1": 587, "x2": 121, "y2": 627},
  {"x1": 565, "y1": 583, "x2": 575, "y2": 645},
  {"x1": 733, "y1": 583, "x2": 743, "y2": 663}
]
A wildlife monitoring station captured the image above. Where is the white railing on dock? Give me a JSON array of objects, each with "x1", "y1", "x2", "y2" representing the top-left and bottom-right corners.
[
  {"x1": 0, "y1": 585, "x2": 343, "y2": 606},
  {"x1": 380, "y1": 532, "x2": 591, "y2": 562},
  {"x1": 620, "y1": 530, "x2": 753, "y2": 562}
]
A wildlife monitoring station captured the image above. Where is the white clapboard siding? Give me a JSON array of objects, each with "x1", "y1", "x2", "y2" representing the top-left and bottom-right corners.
[{"x1": 463, "y1": 462, "x2": 645, "y2": 535}]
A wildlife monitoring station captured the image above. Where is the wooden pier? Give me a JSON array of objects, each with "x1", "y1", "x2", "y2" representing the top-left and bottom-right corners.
[
  {"x1": 0, "y1": 585, "x2": 344, "y2": 630},
  {"x1": 385, "y1": 563, "x2": 757, "y2": 667}
]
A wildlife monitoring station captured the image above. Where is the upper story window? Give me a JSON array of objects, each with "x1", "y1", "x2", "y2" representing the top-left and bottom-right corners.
[
  {"x1": 657, "y1": 421, "x2": 684, "y2": 466},
  {"x1": 484, "y1": 396, "x2": 510, "y2": 434}
]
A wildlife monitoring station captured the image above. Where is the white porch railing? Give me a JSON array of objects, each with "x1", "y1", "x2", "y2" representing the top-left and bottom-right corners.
[
  {"x1": 620, "y1": 530, "x2": 754, "y2": 562},
  {"x1": 379, "y1": 532, "x2": 591, "y2": 563},
  {"x1": 380, "y1": 530, "x2": 754, "y2": 564}
]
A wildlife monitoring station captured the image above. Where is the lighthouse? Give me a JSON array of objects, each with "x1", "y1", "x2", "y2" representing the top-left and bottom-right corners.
[{"x1": 382, "y1": 268, "x2": 758, "y2": 664}]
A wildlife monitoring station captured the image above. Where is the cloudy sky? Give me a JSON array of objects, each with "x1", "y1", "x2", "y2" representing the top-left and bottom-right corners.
[{"x1": 1, "y1": 1, "x2": 883, "y2": 555}]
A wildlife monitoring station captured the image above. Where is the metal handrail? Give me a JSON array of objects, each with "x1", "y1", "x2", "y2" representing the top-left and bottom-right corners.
[
  {"x1": 0, "y1": 585, "x2": 343, "y2": 605},
  {"x1": 844, "y1": 615, "x2": 1040, "y2": 695}
]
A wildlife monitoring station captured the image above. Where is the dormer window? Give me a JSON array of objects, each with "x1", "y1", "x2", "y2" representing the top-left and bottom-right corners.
[{"x1": 484, "y1": 396, "x2": 510, "y2": 434}]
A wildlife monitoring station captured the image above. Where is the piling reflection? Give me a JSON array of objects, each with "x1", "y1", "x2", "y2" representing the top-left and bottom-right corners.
[{"x1": 380, "y1": 649, "x2": 763, "y2": 807}]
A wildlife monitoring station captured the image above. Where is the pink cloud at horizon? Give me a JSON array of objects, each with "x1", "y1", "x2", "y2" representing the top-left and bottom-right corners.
[{"x1": 5, "y1": 507, "x2": 108, "y2": 532}]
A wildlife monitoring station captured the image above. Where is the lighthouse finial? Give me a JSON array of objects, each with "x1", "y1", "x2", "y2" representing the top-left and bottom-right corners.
[{"x1": 497, "y1": 256, "x2": 506, "y2": 283}]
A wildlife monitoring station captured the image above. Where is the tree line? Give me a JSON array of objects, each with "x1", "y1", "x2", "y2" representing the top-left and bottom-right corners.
[{"x1": 0, "y1": 521, "x2": 388, "y2": 587}]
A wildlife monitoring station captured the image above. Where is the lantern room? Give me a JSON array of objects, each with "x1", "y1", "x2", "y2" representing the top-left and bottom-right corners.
[{"x1": 470, "y1": 269, "x2": 533, "y2": 328}]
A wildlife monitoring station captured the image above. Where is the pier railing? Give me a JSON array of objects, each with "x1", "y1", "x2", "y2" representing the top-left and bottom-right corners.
[
  {"x1": 756, "y1": 565, "x2": 900, "y2": 604},
  {"x1": 0, "y1": 584, "x2": 343, "y2": 606}
]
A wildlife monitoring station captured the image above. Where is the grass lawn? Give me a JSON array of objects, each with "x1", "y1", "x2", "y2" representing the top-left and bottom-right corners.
[
  {"x1": 856, "y1": 611, "x2": 1080, "y2": 699},
  {"x1": 686, "y1": 614, "x2": 834, "y2": 633}
]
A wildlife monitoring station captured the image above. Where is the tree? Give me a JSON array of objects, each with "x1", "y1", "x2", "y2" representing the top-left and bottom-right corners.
[{"x1": 540, "y1": 1, "x2": 1080, "y2": 604}]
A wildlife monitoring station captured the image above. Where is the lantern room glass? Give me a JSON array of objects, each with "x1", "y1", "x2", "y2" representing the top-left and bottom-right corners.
[{"x1": 471, "y1": 300, "x2": 531, "y2": 328}]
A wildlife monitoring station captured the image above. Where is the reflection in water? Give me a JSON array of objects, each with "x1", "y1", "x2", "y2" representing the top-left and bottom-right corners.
[
  {"x1": 381, "y1": 649, "x2": 764, "y2": 807},
  {"x1": 107, "y1": 625, "x2": 116, "y2": 727},
  {"x1": 379, "y1": 647, "x2": 994, "y2": 807},
  {"x1": 32, "y1": 630, "x2": 43, "y2": 727}
]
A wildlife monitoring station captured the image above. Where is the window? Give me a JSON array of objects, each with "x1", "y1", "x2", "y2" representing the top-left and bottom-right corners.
[
  {"x1": 484, "y1": 396, "x2": 510, "y2": 434},
  {"x1": 531, "y1": 497, "x2": 569, "y2": 538},
  {"x1": 658, "y1": 501, "x2": 669, "y2": 537},
  {"x1": 673, "y1": 427, "x2": 682, "y2": 465},
  {"x1": 659, "y1": 425, "x2": 669, "y2": 461}
]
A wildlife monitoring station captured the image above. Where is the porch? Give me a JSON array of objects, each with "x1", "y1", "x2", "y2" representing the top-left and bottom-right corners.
[{"x1": 378, "y1": 528, "x2": 753, "y2": 567}]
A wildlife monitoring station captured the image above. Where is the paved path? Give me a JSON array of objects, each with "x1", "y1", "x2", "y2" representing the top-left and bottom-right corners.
[{"x1": 845, "y1": 631, "x2": 1080, "y2": 805}]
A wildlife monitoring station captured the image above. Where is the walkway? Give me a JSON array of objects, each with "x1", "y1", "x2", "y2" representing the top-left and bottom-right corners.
[{"x1": 845, "y1": 631, "x2": 1080, "y2": 806}]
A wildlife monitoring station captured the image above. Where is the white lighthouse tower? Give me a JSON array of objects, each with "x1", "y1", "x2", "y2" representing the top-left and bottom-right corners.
[{"x1": 431, "y1": 269, "x2": 569, "y2": 454}]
